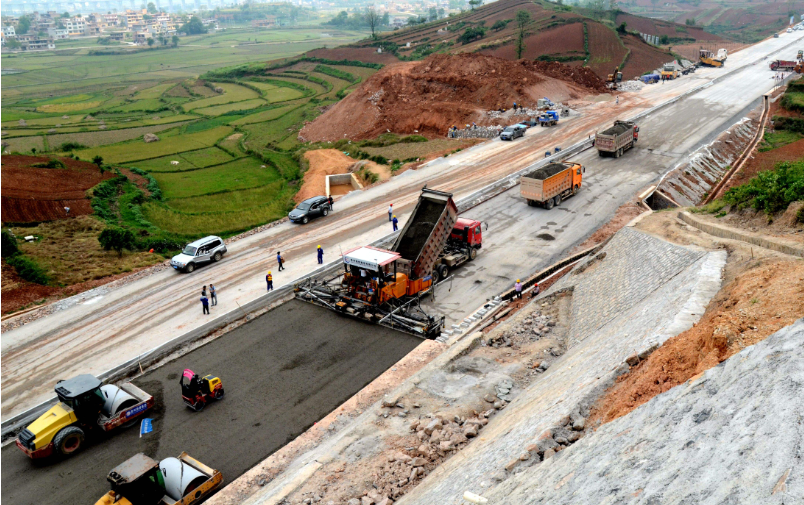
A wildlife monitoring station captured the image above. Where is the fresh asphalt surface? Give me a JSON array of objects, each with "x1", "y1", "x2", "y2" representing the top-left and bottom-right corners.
[{"x1": 1, "y1": 300, "x2": 421, "y2": 505}]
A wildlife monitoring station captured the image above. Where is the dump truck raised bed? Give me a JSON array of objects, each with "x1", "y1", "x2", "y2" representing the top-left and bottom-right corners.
[
  {"x1": 296, "y1": 189, "x2": 479, "y2": 339},
  {"x1": 595, "y1": 120, "x2": 639, "y2": 158},
  {"x1": 95, "y1": 452, "x2": 223, "y2": 505},
  {"x1": 521, "y1": 161, "x2": 585, "y2": 210},
  {"x1": 17, "y1": 375, "x2": 154, "y2": 459}
]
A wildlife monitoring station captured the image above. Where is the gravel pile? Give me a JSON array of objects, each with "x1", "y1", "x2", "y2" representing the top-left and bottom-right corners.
[{"x1": 617, "y1": 80, "x2": 645, "y2": 92}]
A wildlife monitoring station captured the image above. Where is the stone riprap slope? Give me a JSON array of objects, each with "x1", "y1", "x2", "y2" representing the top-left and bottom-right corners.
[
  {"x1": 491, "y1": 318, "x2": 804, "y2": 504},
  {"x1": 398, "y1": 228, "x2": 726, "y2": 505}
]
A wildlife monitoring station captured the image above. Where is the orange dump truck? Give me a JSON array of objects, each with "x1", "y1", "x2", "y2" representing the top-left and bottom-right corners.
[{"x1": 521, "y1": 161, "x2": 585, "y2": 210}]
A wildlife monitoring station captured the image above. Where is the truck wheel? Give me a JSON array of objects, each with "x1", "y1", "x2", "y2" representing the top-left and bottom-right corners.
[
  {"x1": 185, "y1": 263, "x2": 195, "y2": 273},
  {"x1": 544, "y1": 198, "x2": 554, "y2": 210},
  {"x1": 598, "y1": 150, "x2": 604, "y2": 157},
  {"x1": 432, "y1": 268, "x2": 441, "y2": 284},
  {"x1": 213, "y1": 252, "x2": 222, "y2": 262},
  {"x1": 554, "y1": 195, "x2": 562, "y2": 206},
  {"x1": 573, "y1": 184, "x2": 580, "y2": 195},
  {"x1": 469, "y1": 248, "x2": 477, "y2": 261},
  {"x1": 614, "y1": 148, "x2": 620, "y2": 158},
  {"x1": 54, "y1": 426, "x2": 84, "y2": 456},
  {"x1": 438, "y1": 265, "x2": 449, "y2": 280}
]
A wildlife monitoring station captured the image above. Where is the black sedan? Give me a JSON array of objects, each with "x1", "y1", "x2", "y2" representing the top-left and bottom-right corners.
[{"x1": 289, "y1": 196, "x2": 331, "y2": 224}]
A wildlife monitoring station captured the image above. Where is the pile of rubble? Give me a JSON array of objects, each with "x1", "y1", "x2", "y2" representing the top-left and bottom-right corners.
[
  {"x1": 448, "y1": 125, "x2": 502, "y2": 139},
  {"x1": 487, "y1": 310, "x2": 556, "y2": 347},
  {"x1": 616, "y1": 80, "x2": 645, "y2": 92}
]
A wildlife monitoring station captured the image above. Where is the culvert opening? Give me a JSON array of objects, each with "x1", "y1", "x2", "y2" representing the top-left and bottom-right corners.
[{"x1": 644, "y1": 190, "x2": 680, "y2": 211}]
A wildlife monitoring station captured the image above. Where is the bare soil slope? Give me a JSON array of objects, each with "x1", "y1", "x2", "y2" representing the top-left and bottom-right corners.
[{"x1": 300, "y1": 53, "x2": 606, "y2": 142}]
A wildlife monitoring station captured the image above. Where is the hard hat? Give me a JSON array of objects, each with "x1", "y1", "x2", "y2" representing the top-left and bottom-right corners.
[
  {"x1": 516, "y1": 279, "x2": 520, "y2": 282},
  {"x1": 317, "y1": 245, "x2": 321, "y2": 248},
  {"x1": 268, "y1": 271, "x2": 272, "y2": 274},
  {"x1": 393, "y1": 215, "x2": 396, "y2": 218}
]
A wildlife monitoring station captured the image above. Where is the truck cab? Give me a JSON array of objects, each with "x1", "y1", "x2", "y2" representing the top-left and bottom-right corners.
[
  {"x1": 450, "y1": 218, "x2": 482, "y2": 249},
  {"x1": 538, "y1": 111, "x2": 559, "y2": 127}
]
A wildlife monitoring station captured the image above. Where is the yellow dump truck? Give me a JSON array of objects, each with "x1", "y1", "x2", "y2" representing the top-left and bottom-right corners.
[
  {"x1": 16, "y1": 375, "x2": 153, "y2": 459},
  {"x1": 95, "y1": 452, "x2": 223, "y2": 505},
  {"x1": 521, "y1": 161, "x2": 585, "y2": 210}
]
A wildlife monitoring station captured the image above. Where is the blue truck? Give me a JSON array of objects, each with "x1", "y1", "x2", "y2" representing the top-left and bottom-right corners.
[
  {"x1": 538, "y1": 111, "x2": 559, "y2": 127},
  {"x1": 641, "y1": 74, "x2": 660, "y2": 84}
]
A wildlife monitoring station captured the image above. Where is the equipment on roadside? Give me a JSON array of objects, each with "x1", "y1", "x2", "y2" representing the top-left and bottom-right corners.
[
  {"x1": 16, "y1": 375, "x2": 153, "y2": 459},
  {"x1": 180, "y1": 369, "x2": 224, "y2": 412},
  {"x1": 595, "y1": 120, "x2": 639, "y2": 158},
  {"x1": 699, "y1": 49, "x2": 725, "y2": 67},
  {"x1": 94, "y1": 452, "x2": 223, "y2": 505},
  {"x1": 660, "y1": 64, "x2": 679, "y2": 80},
  {"x1": 538, "y1": 111, "x2": 559, "y2": 127},
  {"x1": 520, "y1": 161, "x2": 585, "y2": 210},
  {"x1": 537, "y1": 98, "x2": 554, "y2": 109},
  {"x1": 641, "y1": 74, "x2": 660, "y2": 84},
  {"x1": 606, "y1": 66, "x2": 623, "y2": 89},
  {"x1": 296, "y1": 189, "x2": 483, "y2": 339}
]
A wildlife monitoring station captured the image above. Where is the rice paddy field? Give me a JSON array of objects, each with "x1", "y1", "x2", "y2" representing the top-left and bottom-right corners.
[{"x1": 1, "y1": 26, "x2": 378, "y2": 239}]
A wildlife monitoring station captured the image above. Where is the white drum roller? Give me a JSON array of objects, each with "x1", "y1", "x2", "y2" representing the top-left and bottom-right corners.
[
  {"x1": 100, "y1": 384, "x2": 138, "y2": 417},
  {"x1": 159, "y1": 457, "x2": 209, "y2": 503}
]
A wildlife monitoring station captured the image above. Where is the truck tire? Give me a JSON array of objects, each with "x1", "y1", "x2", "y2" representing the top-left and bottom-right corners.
[
  {"x1": 54, "y1": 426, "x2": 84, "y2": 456},
  {"x1": 554, "y1": 195, "x2": 562, "y2": 207},
  {"x1": 573, "y1": 184, "x2": 580, "y2": 195},
  {"x1": 614, "y1": 148, "x2": 620, "y2": 159},
  {"x1": 469, "y1": 248, "x2": 477, "y2": 260},
  {"x1": 544, "y1": 198, "x2": 554, "y2": 210},
  {"x1": 438, "y1": 265, "x2": 449, "y2": 281},
  {"x1": 432, "y1": 268, "x2": 441, "y2": 284},
  {"x1": 598, "y1": 150, "x2": 605, "y2": 157},
  {"x1": 185, "y1": 263, "x2": 195, "y2": 273}
]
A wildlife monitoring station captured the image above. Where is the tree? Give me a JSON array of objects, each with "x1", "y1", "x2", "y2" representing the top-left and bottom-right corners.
[
  {"x1": 365, "y1": 7, "x2": 380, "y2": 38},
  {"x1": 17, "y1": 15, "x2": 31, "y2": 34},
  {"x1": 5, "y1": 38, "x2": 21, "y2": 49},
  {"x1": 147, "y1": 37, "x2": 154, "y2": 47},
  {"x1": 381, "y1": 12, "x2": 390, "y2": 26},
  {"x1": 99, "y1": 227, "x2": 136, "y2": 258},
  {"x1": 617, "y1": 21, "x2": 627, "y2": 34},
  {"x1": 685, "y1": 17, "x2": 695, "y2": 26},
  {"x1": 172, "y1": 35, "x2": 180, "y2": 47},
  {"x1": 491, "y1": 19, "x2": 509, "y2": 31},
  {"x1": 429, "y1": 6, "x2": 438, "y2": 21},
  {"x1": 515, "y1": 10, "x2": 531, "y2": 59},
  {"x1": 468, "y1": 0, "x2": 483, "y2": 11},
  {"x1": 31, "y1": 147, "x2": 36, "y2": 155},
  {"x1": 147, "y1": 1, "x2": 157, "y2": 13},
  {"x1": 438, "y1": 8, "x2": 445, "y2": 18},
  {"x1": 62, "y1": 11, "x2": 70, "y2": 17},
  {"x1": 92, "y1": 155, "x2": 103, "y2": 170},
  {"x1": 660, "y1": 34, "x2": 669, "y2": 44},
  {"x1": 1, "y1": 230, "x2": 19, "y2": 258},
  {"x1": 458, "y1": 25, "x2": 486, "y2": 44},
  {"x1": 180, "y1": 16, "x2": 208, "y2": 35}
]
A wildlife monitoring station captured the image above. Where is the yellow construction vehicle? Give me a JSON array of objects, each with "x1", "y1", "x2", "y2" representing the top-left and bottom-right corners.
[
  {"x1": 699, "y1": 49, "x2": 725, "y2": 67},
  {"x1": 660, "y1": 64, "x2": 679, "y2": 80},
  {"x1": 95, "y1": 452, "x2": 223, "y2": 505},
  {"x1": 606, "y1": 66, "x2": 623, "y2": 88},
  {"x1": 16, "y1": 375, "x2": 153, "y2": 459}
]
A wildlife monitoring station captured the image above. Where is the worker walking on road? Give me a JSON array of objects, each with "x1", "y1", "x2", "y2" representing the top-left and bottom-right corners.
[
  {"x1": 317, "y1": 245, "x2": 324, "y2": 265},
  {"x1": 392, "y1": 215, "x2": 399, "y2": 232},
  {"x1": 200, "y1": 294, "x2": 210, "y2": 315},
  {"x1": 266, "y1": 271, "x2": 273, "y2": 292},
  {"x1": 277, "y1": 251, "x2": 285, "y2": 271},
  {"x1": 209, "y1": 284, "x2": 217, "y2": 306},
  {"x1": 388, "y1": 204, "x2": 394, "y2": 221},
  {"x1": 514, "y1": 279, "x2": 522, "y2": 299}
]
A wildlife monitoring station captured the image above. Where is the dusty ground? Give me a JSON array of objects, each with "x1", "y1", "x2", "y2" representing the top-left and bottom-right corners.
[
  {"x1": 696, "y1": 202, "x2": 804, "y2": 244},
  {"x1": 572, "y1": 198, "x2": 647, "y2": 253},
  {"x1": 588, "y1": 210, "x2": 804, "y2": 426},
  {"x1": 296, "y1": 150, "x2": 389, "y2": 203},
  {"x1": 299, "y1": 54, "x2": 606, "y2": 141},
  {"x1": 1, "y1": 155, "x2": 115, "y2": 223}
]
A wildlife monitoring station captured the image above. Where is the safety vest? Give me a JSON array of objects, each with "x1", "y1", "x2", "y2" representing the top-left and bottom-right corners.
[{"x1": 267, "y1": 274, "x2": 273, "y2": 282}]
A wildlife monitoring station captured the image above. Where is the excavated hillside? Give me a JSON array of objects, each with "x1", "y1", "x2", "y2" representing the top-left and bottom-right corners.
[{"x1": 299, "y1": 53, "x2": 606, "y2": 142}]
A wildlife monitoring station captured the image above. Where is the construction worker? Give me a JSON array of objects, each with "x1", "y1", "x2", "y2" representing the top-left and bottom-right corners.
[
  {"x1": 616, "y1": 96, "x2": 619, "y2": 105},
  {"x1": 200, "y1": 294, "x2": 210, "y2": 315},
  {"x1": 317, "y1": 245, "x2": 324, "y2": 264},
  {"x1": 209, "y1": 284, "x2": 217, "y2": 306},
  {"x1": 266, "y1": 271, "x2": 273, "y2": 292},
  {"x1": 328, "y1": 195, "x2": 334, "y2": 209},
  {"x1": 392, "y1": 215, "x2": 399, "y2": 232},
  {"x1": 530, "y1": 282, "x2": 540, "y2": 299},
  {"x1": 277, "y1": 251, "x2": 285, "y2": 271},
  {"x1": 514, "y1": 279, "x2": 522, "y2": 299},
  {"x1": 388, "y1": 203, "x2": 394, "y2": 221}
]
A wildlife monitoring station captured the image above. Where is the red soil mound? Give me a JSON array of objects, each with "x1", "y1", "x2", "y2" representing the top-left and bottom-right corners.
[
  {"x1": 306, "y1": 47, "x2": 400, "y2": 65},
  {"x1": 480, "y1": 23, "x2": 585, "y2": 61},
  {"x1": 299, "y1": 53, "x2": 606, "y2": 142},
  {"x1": 620, "y1": 34, "x2": 674, "y2": 79},
  {"x1": 1, "y1": 155, "x2": 114, "y2": 223}
]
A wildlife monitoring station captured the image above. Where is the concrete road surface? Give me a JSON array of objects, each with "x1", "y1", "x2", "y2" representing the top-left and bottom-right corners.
[
  {"x1": 0, "y1": 301, "x2": 420, "y2": 505},
  {"x1": 3, "y1": 29, "x2": 804, "y2": 420}
]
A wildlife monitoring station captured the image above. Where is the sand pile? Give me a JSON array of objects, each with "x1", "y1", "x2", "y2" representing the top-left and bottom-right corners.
[{"x1": 300, "y1": 53, "x2": 606, "y2": 142}]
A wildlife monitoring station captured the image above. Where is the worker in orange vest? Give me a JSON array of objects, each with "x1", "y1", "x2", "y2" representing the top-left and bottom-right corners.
[{"x1": 266, "y1": 271, "x2": 273, "y2": 292}]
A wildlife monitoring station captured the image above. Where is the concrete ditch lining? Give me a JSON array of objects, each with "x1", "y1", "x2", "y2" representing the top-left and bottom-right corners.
[
  {"x1": 679, "y1": 211, "x2": 804, "y2": 258},
  {"x1": 2, "y1": 42, "x2": 788, "y2": 439}
]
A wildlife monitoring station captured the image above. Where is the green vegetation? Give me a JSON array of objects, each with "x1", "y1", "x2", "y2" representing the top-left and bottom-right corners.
[
  {"x1": 721, "y1": 161, "x2": 804, "y2": 216},
  {"x1": 98, "y1": 227, "x2": 137, "y2": 257},
  {"x1": 313, "y1": 65, "x2": 359, "y2": 83},
  {"x1": 6, "y1": 254, "x2": 50, "y2": 285},
  {"x1": 759, "y1": 130, "x2": 803, "y2": 152}
]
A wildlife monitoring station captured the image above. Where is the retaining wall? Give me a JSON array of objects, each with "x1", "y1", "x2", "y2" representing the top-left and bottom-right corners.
[{"x1": 680, "y1": 211, "x2": 804, "y2": 258}]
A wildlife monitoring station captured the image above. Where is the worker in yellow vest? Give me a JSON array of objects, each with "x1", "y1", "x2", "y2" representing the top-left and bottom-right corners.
[{"x1": 266, "y1": 271, "x2": 273, "y2": 292}]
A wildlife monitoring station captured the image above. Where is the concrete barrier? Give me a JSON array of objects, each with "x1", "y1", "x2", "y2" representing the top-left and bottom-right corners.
[
  {"x1": 679, "y1": 211, "x2": 804, "y2": 258},
  {"x1": 325, "y1": 173, "x2": 363, "y2": 196}
]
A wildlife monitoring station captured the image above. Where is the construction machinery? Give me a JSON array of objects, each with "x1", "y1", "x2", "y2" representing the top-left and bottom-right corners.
[
  {"x1": 180, "y1": 369, "x2": 224, "y2": 412},
  {"x1": 699, "y1": 48, "x2": 726, "y2": 67},
  {"x1": 606, "y1": 66, "x2": 623, "y2": 89},
  {"x1": 95, "y1": 452, "x2": 223, "y2": 505},
  {"x1": 660, "y1": 63, "x2": 679, "y2": 80},
  {"x1": 595, "y1": 120, "x2": 639, "y2": 158},
  {"x1": 296, "y1": 189, "x2": 480, "y2": 338},
  {"x1": 641, "y1": 74, "x2": 660, "y2": 84},
  {"x1": 538, "y1": 111, "x2": 559, "y2": 127},
  {"x1": 521, "y1": 161, "x2": 585, "y2": 209},
  {"x1": 16, "y1": 375, "x2": 153, "y2": 459}
]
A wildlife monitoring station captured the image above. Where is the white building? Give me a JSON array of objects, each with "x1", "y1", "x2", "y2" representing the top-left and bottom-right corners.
[{"x1": 2, "y1": 25, "x2": 16, "y2": 37}]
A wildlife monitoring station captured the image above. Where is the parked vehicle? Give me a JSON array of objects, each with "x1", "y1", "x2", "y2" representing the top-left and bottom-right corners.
[
  {"x1": 595, "y1": 120, "x2": 639, "y2": 158},
  {"x1": 171, "y1": 236, "x2": 227, "y2": 273},
  {"x1": 521, "y1": 161, "x2": 585, "y2": 209},
  {"x1": 95, "y1": 452, "x2": 222, "y2": 505},
  {"x1": 289, "y1": 196, "x2": 331, "y2": 224},
  {"x1": 538, "y1": 111, "x2": 559, "y2": 127},
  {"x1": 519, "y1": 119, "x2": 539, "y2": 128},
  {"x1": 660, "y1": 64, "x2": 679, "y2": 80},
  {"x1": 515, "y1": 122, "x2": 531, "y2": 130},
  {"x1": 769, "y1": 59, "x2": 800, "y2": 71},
  {"x1": 17, "y1": 375, "x2": 153, "y2": 459},
  {"x1": 500, "y1": 125, "x2": 525, "y2": 140},
  {"x1": 641, "y1": 74, "x2": 660, "y2": 84}
]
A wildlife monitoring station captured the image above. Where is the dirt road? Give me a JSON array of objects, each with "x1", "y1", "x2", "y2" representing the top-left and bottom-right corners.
[
  {"x1": 0, "y1": 301, "x2": 421, "y2": 505},
  {"x1": 3, "y1": 29, "x2": 803, "y2": 421}
]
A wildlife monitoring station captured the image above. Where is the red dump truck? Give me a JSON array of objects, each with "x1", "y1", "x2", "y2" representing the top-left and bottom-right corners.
[
  {"x1": 769, "y1": 60, "x2": 800, "y2": 71},
  {"x1": 297, "y1": 189, "x2": 482, "y2": 338},
  {"x1": 595, "y1": 120, "x2": 639, "y2": 158},
  {"x1": 521, "y1": 161, "x2": 585, "y2": 209}
]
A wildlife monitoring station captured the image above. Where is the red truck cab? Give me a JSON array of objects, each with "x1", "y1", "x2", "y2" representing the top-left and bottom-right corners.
[{"x1": 451, "y1": 218, "x2": 483, "y2": 248}]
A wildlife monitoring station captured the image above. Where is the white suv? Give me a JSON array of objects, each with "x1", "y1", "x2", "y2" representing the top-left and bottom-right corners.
[{"x1": 171, "y1": 236, "x2": 227, "y2": 273}]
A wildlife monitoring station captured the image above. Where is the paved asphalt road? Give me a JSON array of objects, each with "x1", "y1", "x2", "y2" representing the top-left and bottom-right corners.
[{"x1": 0, "y1": 301, "x2": 421, "y2": 505}]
